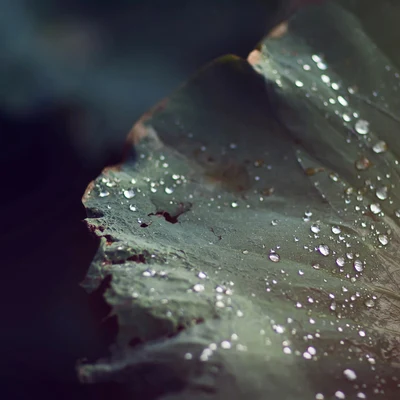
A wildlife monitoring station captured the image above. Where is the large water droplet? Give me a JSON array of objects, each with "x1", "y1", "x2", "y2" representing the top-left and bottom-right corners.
[
  {"x1": 355, "y1": 119, "x2": 369, "y2": 135},
  {"x1": 332, "y1": 226, "x2": 341, "y2": 234}
]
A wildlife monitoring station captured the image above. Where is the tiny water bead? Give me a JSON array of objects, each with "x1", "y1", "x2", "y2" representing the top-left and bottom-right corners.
[
  {"x1": 336, "y1": 257, "x2": 345, "y2": 267},
  {"x1": 364, "y1": 299, "x2": 375, "y2": 308},
  {"x1": 378, "y1": 234, "x2": 389, "y2": 246},
  {"x1": 311, "y1": 224, "x2": 321, "y2": 234},
  {"x1": 355, "y1": 119, "x2": 369, "y2": 135},
  {"x1": 99, "y1": 190, "x2": 110, "y2": 198},
  {"x1": 332, "y1": 226, "x2": 341, "y2": 235},
  {"x1": 376, "y1": 186, "x2": 388, "y2": 200},
  {"x1": 369, "y1": 203, "x2": 381, "y2": 214},
  {"x1": 335, "y1": 390, "x2": 346, "y2": 399},
  {"x1": 269, "y1": 252, "x2": 280, "y2": 263},
  {"x1": 372, "y1": 140, "x2": 388, "y2": 153},
  {"x1": 353, "y1": 259, "x2": 364, "y2": 272},
  {"x1": 129, "y1": 204, "x2": 137, "y2": 212},
  {"x1": 318, "y1": 244, "x2": 330, "y2": 256},
  {"x1": 355, "y1": 157, "x2": 371, "y2": 171},
  {"x1": 123, "y1": 189, "x2": 135, "y2": 199},
  {"x1": 231, "y1": 201, "x2": 239, "y2": 208},
  {"x1": 343, "y1": 369, "x2": 357, "y2": 381}
]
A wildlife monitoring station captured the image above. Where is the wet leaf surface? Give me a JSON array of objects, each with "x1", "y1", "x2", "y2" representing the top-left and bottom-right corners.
[{"x1": 79, "y1": 3, "x2": 400, "y2": 399}]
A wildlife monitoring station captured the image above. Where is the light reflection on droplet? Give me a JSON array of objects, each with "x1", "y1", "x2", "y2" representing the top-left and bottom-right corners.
[{"x1": 332, "y1": 226, "x2": 341, "y2": 234}]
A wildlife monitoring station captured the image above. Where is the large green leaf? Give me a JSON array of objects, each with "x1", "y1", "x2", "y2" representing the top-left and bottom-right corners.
[{"x1": 78, "y1": 2, "x2": 400, "y2": 399}]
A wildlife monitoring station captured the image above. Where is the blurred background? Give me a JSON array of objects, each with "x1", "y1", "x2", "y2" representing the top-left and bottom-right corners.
[{"x1": 2, "y1": 0, "x2": 399, "y2": 398}]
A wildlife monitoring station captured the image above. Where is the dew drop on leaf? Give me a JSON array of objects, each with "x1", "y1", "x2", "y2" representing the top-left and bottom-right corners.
[
  {"x1": 318, "y1": 244, "x2": 330, "y2": 256},
  {"x1": 378, "y1": 234, "x2": 389, "y2": 246},
  {"x1": 269, "y1": 252, "x2": 280, "y2": 263},
  {"x1": 355, "y1": 119, "x2": 369, "y2": 135},
  {"x1": 372, "y1": 140, "x2": 388, "y2": 153},
  {"x1": 343, "y1": 369, "x2": 357, "y2": 381},
  {"x1": 123, "y1": 189, "x2": 135, "y2": 199},
  {"x1": 370, "y1": 203, "x2": 381, "y2": 214}
]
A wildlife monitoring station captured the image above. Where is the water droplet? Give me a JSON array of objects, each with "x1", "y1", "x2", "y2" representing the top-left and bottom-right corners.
[
  {"x1": 378, "y1": 234, "x2": 389, "y2": 246},
  {"x1": 99, "y1": 190, "x2": 110, "y2": 198},
  {"x1": 312, "y1": 54, "x2": 322, "y2": 63},
  {"x1": 357, "y1": 393, "x2": 366, "y2": 399},
  {"x1": 317, "y1": 62, "x2": 327, "y2": 70},
  {"x1": 231, "y1": 202, "x2": 239, "y2": 208},
  {"x1": 271, "y1": 219, "x2": 279, "y2": 226},
  {"x1": 193, "y1": 284, "x2": 205, "y2": 292},
  {"x1": 303, "y1": 64, "x2": 311, "y2": 71},
  {"x1": 295, "y1": 80, "x2": 304, "y2": 87},
  {"x1": 311, "y1": 224, "x2": 321, "y2": 233},
  {"x1": 364, "y1": 299, "x2": 375, "y2": 308},
  {"x1": 355, "y1": 157, "x2": 371, "y2": 171},
  {"x1": 269, "y1": 252, "x2": 280, "y2": 262},
  {"x1": 221, "y1": 340, "x2": 231, "y2": 349},
  {"x1": 198, "y1": 272, "x2": 207, "y2": 279},
  {"x1": 376, "y1": 186, "x2": 388, "y2": 200},
  {"x1": 372, "y1": 140, "x2": 387, "y2": 153},
  {"x1": 273, "y1": 325, "x2": 285, "y2": 334},
  {"x1": 336, "y1": 257, "x2": 345, "y2": 267},
  {"x1": 353, "y1": 259, "x2": 364, "y2": 272},
  {"x1": 343, "y1": 369, "x2": 357, "y2": 381},
  {"x1": 331, "y1": 82, "x2": 340, "y2": 91},
  {"x1": 123, "y1": 189, "x2": 135, "y2": 199},
  {"x1": 331, "y1": 226, "x2": 341, "y2": 234},
  {"x1": 370, "y1": 203, "x2": 381, "y2": 214},
  {"x1": 316, "y1": 394, "x2": 325, "y2": 400},
  {"x1": 355, "y1": 119, "x2": 369, "y2": 135},
  {"x1": 337, "y1": 96, "x2": 348, "y2": 106},
  {"x1": 318, "y1": 244, "x2": 330, "y2": 256},
  {"x1": 335, "y1": 390, "x2": 346, "y2": 399},
  {"x1": 321, "y1": 75, "x2": 330, "y2": 84},
  {"x1": 312, "y1": 263, "x2": 321, "y2": 270},
  {"x1": 129, "y1": 204, "x2": 137, "y2": 212},
  {"x1": 164, "y1": 187, "x2": 174, "y2": 194},
  {"x1": 358, "y1": 330, "x2": 366, "y2": 337}
]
